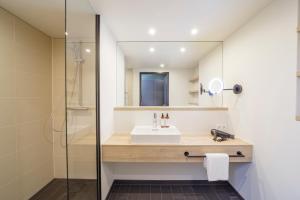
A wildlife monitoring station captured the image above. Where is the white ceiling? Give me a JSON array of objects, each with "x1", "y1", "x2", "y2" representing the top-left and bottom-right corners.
[
  {"x1": 0, "y1": 0, "x2": 65, "y2": 37},
  {"x1": 0, "y1": 0, "x2": 274, "y2": 40},
  {"x1": 119, "y1": 42, "x2": 222, "y2": 69},
  {"x1": 90, "y1": 0, "x2": 273, "y2": 41},
  {"x1": 0, "y1": 0, "x2": 95, "y2": 39}
]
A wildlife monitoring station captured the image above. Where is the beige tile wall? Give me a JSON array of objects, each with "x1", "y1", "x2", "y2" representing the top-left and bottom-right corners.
[
  {"x1": 0, "y1": 8, "x2": 53, "y2": 200},
  {"x1": 52, "y1": 38, "x2": 67, "y2": 178}
]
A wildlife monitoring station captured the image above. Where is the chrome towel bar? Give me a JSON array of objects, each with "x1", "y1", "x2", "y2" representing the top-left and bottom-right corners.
[{"x1": 184, "y1": 151, "x2": 245, "y2": 158}]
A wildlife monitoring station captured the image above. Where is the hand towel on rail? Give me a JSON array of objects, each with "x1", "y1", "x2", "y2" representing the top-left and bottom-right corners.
[{"x1": 204, "y1": 153, "x2": 229, "y2": 181}]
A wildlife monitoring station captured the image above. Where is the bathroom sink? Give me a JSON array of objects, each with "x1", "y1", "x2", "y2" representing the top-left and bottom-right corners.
[{"x1": 130, "y1": 125, "x2": 181, "y2": 144}]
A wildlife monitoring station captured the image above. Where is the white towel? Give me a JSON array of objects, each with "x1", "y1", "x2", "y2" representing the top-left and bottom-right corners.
[{"x1": 204, "y1": 153, "x2": 229, "y2": 181}]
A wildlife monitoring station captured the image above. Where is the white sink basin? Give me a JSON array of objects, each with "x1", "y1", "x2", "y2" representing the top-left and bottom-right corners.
[{"x1": 130, "y1": 125, "x2": 181, "y2": 144}]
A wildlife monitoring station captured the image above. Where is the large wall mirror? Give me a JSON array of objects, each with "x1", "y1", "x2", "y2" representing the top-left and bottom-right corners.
[{"x1": 116, "y1": 41, "x2": 223, "y2": 107}]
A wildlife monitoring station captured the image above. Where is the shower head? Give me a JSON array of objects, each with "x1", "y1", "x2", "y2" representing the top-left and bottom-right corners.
[{"x1": 70, "y1": 42, "x2": 85, "y2": 64}]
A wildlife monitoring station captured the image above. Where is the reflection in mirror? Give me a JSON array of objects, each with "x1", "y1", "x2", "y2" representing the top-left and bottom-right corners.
[
  {"x1": 140, "y1": 72, "x2": 169, "y2": 106},
  {"x1": 116, "y1": 41, "x2": 223, "y2": 107}
]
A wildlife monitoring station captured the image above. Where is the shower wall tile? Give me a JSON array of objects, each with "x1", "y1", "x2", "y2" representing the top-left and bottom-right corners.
[
  {"x1": 52, "y1": 38, "x2": 67, "y2": 179},
  {"x1": 52, "y1": 39, "x2": 65, "y2": 78},
  {"x1": 0, "y1": 153, "x2": 18, "y2": 186},
  {"x1": 16, "y1": 72, "x2": 46, "y2": 98},
  {"x1": 0, "y1": 9, "x2": 14, "y2": 73},
  {"x1": 53, "y1": 132, "x2": 66, "y2": 156},
  {"x1": 16, "y1": 99, "x2": 48, "y2": 123},
  {"x1": 19, "y1": 160, "x2": 53, "y2": 199},
  {"x1": 0, "y1": 9, "x2": 14, "y2": 41},
  {"x1": 16, "y1": 121, "x2": 50, "y2": 151},
  {"x1": 0, "y1": 7, "x2": 53, "y2": 200},
  {"x1": 14, "y1": 19, "x2": 50, "y2": 53},
  {"x1": 0, "y1": 64, "x2": 16, "y2": 98},
  {"x1": 68, "y1": 160, "x2": 96, "y2": 179},
  {"x1": 0, "y1": 126, "x2": 17, "y2": 157},
  {"x1": 15, "y1": 46, "x2": 51, "y2": 76},
  {"x1": 0, "y1": 178, "x2": 20, "y2": 200},
  {"x1": 18, "y1": 144, "x2": 52, "y2": 176},
  {"x1": 52, "y1": 95, "x2": 65, "y2": 116},
  {"x1": 0, "y1": 99, "x2": 17, "y2": 127},
  {"x1": 53, "y1": 155, "x2": 67, "y2": 178}
]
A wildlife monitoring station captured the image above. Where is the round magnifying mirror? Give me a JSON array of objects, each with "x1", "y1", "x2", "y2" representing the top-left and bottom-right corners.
[{"x1": 208, "y1": 78, "x2": 224, "y2": 95}]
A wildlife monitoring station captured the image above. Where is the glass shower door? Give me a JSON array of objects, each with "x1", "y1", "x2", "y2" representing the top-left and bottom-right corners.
[{"x1": 65, "y1": 0, "x2": 99, "y2": 199}]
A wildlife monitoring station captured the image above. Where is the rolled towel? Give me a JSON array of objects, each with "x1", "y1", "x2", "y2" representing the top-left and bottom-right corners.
[{"x1": 204, "y1": 153, "x2": 229, "y2": 181}]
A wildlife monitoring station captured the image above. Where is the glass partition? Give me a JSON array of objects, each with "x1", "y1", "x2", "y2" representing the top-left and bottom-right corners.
[
  {"x1": 66, "y1": 0, "x2": 98, "y2": 199},
  {"x1": 0, "y1": 1, "x2": 99, "y2": 199}
]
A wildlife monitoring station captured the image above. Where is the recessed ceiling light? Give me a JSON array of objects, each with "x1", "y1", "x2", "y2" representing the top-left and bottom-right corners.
[
  {"x1": 180, "y1": 47, "x2": 186, "y2": 53},
  {"x1": 148, "y1": 28, "x2": 156, "y2": 36},
  {"x1": 191, "y1": 28, "x2": 198, "y2": 35},
  {"x1": 160, "y1": 64, "x2": 165, "y2": 68},
  {"x1": 85, "y1": 48, "x2": 91, "y2": 53},
  {"x1": 149, "y1": 47, "x2": 155, "y2": 52}
]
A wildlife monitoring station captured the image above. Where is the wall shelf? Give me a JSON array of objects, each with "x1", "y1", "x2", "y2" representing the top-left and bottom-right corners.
[
  {"x1": 297, "y1": 116, "x2": 300, "y2": 121},
  {"x1": 189, "y1": 77, "x2": 199, "y2": 82},
  {"x1": 189, "y1": 68, "x2": 199, "y2": 106},
  {"x1": 297, "y1": 71, "x2": 300, "y2": 77},
  {"x1": 189, "y1": 90, "x2": 199, "y2": 94}
]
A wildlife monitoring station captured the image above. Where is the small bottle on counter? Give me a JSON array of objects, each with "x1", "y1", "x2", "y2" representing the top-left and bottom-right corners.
[
  {"x1": 165, "y1": 113, "x2": 170, "y2": 128},
  {"x1": 153, "y1": 113, "x2": 158, "y2": 129},
  {"x1": 160, "y1": 113, "x2": 165, "y2": 128}
]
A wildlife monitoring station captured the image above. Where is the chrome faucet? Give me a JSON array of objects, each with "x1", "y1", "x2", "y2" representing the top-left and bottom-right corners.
[{"x1": 152, "y1": 113, "x2": 158, "y2": 129}]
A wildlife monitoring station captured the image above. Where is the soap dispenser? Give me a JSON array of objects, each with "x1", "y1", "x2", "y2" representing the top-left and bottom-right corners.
[
  {"x1": 165, "y1": 113, "x2": 170, "y2": 128},
  {"x1": 153, "y1": 113, "x2": 158, "y2": 129},
  {"x1": 160, "y1": 113, "x2": 165, "y2": 128}
]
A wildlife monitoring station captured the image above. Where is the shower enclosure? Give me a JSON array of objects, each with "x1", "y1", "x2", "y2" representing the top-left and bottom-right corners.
[
  {"x1": 0, "y1": 0, "x2": 100, "y2": 199},
  {"x1": 65, "y1": 0, "x2": 100, "y2": 199}
]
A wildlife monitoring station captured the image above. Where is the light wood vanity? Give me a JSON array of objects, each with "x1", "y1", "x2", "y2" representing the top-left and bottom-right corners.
[{"x1": 102, "y1": 134, "x2": 252, "y2": 163}]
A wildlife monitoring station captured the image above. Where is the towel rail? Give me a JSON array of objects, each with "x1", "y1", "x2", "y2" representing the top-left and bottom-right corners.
[{"x1": 184, "y1": 151, "x2": 245, "y2": 158}]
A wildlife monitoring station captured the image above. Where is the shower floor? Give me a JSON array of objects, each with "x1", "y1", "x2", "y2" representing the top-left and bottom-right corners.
[
  {"x1": 30, "y1": 179, "x2": 97, "y2": 200},
  {"x1": 107, "y1": 180, "x2": 244, "y2": 200}
]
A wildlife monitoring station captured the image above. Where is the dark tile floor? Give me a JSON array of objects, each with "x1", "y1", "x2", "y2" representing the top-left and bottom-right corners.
[
  {"x1": 30, "y1": 179, "x2": 97, "y2": 200},
  {"x1": 107, "y1": 180, "x2": 244, "y2": 200},
  {"x1": 30, "y1": 179, "x2": 243, "y2": 200}
]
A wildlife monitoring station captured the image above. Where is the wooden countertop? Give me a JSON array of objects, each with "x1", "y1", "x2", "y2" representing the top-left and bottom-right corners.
[
  {"x1": 102, "y1": 134, "x2": 253, "y2": 163},
  {"x1": 103, "y1": 134, "x2": 251, "y2": 146},
  {"x1": 114, "y1": 106, "x2": 228, "y2": 111}
]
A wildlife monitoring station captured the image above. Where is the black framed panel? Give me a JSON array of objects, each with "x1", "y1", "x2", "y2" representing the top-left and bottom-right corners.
[{"x1": 139, "y1": 72, "x2": 169, "y2": 106}]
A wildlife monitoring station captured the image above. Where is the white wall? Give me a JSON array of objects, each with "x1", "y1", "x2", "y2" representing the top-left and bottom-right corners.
[
  {"x1": 198, "y1": 45, "x2": 223, "y2": 107},
  {"x1": 222, "y1": 0, "x2": 300, "y2": 199},
  {"x1": 130, "y1": 68, "x2": 193, "y2": 106},
  {"x1": 100, "y1": 20, "x2": 117, "y2": 198},
  {"x1": 114, "y1": 110, "x2": 229, "y2": 134},
  {"x1": 116, "y1": 47, "x2": 125, "y2": 106}
]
